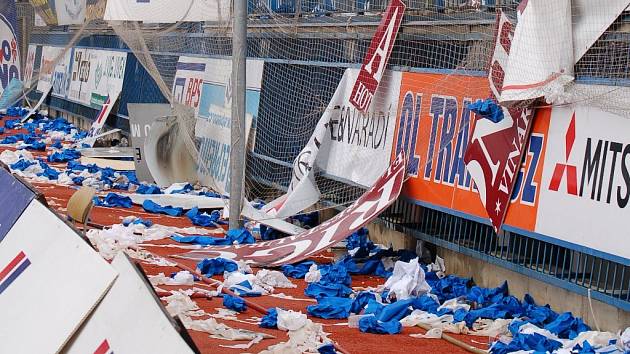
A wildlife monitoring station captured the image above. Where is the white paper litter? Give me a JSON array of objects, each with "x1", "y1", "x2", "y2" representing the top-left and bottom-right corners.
[
  {"x1": 437, "y1": 298, "x2": 470, "y2": 313},
  {"x1": 259, "y1": 318, "x2": 332, "y2": 354},
  {"x1": 149, "y1": 271, "x2": 194, "y2": 286},
  {"x1": 400, "y1": 310, "x2": 467, "y2": 335},
  {"x1": 256, "y1": 269, "x2": 297, "y2": 289},
  {"x1": 163, "y1": 291, "x2": 201, "y2": 317},
  {"x1": 383, "y1": 258, "x2": 431, "y2": 300},
  {"x1": 277, "y1": 309, "x2": 308, "y2": 332},
  {"x1": 304, "y1": 264, "x2": 321, "y2": 283},
  {"x1": 181, "y1": 315, "x2": 273, "y2": 341},
  {"x1": 410, "y1": 328, "x2": 443, "y2": 339}
]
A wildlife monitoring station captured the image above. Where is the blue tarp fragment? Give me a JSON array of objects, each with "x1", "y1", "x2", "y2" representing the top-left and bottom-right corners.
[
  {"x1": 318, "y1": 343, "x2": 336, "y2": 354},
  {"x1": 48, "y1": 149, "x2": 80, "y2": 162},
  {"x1": 350, "y1": 292, "x2": 377, "y2": 314},
  {"x1": 491, "y1": 333, "x2": 562, "y2": 354},
  {"x1": 169, "y1": 183, "x2": 193, "y2": 194},
  {"x1": 197, "y1": 257, "x2": 238, "y2": 277},
  {"x1": 122, "y1": 217, "x2": 153, "y2": 227},
  {"x1": 305, "y1": 282, "x2": 353, "y2": 299},
  {"x1": 93, "y1": 193, "x2": 133, "y2": 208},
  {"x1": 223, "y1": 294, "x2": 247, "y2": 312},
  {"x1": 467, "y1": 99, "x2": 504, "y2": 123},
  {"x1": 142, "y1": 200, "x2": 184, "y2": 216},
  {"x1": 358, "y1": 315, "x2": 402, "y2": 335},
  {"x1": 281, "y1": 261, "x2": 316, "y2": 279},
  {"x1": 260, "y1": 307, "x2": 278, "y2": 328},
  {"x1": 544, "y1": 312, "x2": 590, "y2": 339},
  {"x1": 186, "y1": 207, "x2": 221, "y2": 227},
  {"x1": 136, "y1": 184, "x2": 162, "y2": 194},
  {"x1": 10, "y1": 159, "x2": 36, "y2": 171},
  {"x1": 307, "y1": 297, "x2": 352, "y2": 319}
]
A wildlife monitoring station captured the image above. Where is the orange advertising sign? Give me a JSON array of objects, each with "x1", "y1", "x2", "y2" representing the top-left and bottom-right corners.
[{"x1": 391, "y1": 72, "x2": 550, "y2": 232}]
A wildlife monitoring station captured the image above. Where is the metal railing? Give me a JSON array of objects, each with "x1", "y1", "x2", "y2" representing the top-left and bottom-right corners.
[{"x1": 378, "y1": 197, "x2": 630, "y2": 311}]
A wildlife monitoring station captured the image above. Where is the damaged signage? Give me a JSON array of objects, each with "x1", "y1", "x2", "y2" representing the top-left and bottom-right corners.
[
  {"x1": 181, "y1": 153, "x2": 406, "y2": 267},
  {"x1": 62, "y1": 253, "x2": 197, "y2": 354},
  {"x1": 128, "y1": 103, "x2": 173, "y2": 184},
  {"x1": 104, "y1": 0, "x2": 231, "y2": 23},
  {"x1": 349, "y1": 0, "x2": 405, "y2": 112},
  {"x1": 0, "y1": 0, "x2": 20, "y2": 96},
  {"x1": 0, "y1": 199, "x2": 117, "y2": 353},
  {"x1": 464, "y1": 11, "x2": 535, "y2": 232}
]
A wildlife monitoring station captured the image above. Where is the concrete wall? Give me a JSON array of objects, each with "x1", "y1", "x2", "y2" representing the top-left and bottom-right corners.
[{"x1": 366, "y1": 222, "x2": 630, "y2": 332}]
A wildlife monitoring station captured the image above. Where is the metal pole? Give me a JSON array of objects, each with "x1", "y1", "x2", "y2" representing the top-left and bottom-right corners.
[{"x1": 229, "y1": 0, "x2": 247, "y2": 230}]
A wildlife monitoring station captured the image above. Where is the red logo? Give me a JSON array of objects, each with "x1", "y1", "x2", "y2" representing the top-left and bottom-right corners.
[{"x1": 549, "y1": 112, "x2": 578, "y2": 195}]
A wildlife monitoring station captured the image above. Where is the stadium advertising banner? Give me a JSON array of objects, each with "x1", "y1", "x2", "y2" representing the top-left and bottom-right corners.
[
  {"x1": 174, "y1": 56, "x2": 264, "y2": 195},
  {"x1": 536, "y1": 105, "x2": 630, "y2": 259},
  {"x1": 0, "y1": 0, "x2": 20, "y2": 96},
  {"x1": 392, "y1": 71, "x2": 550, "y2": 233},
  {"x1": 37, "y1": 45, "x2": 66, "y2": 92},
  {"x1": 24, "y1": 44, "x2": 38, "y2": 87},
  {"x1": 67, "y1": 48, "x2": 127, "y2": 108},
  {"x1": 30, "y1": 0, "x2": 87, "y2": 26},
  {"x1": 104, "y1": 0, "x2": 231, "y2": 23}
]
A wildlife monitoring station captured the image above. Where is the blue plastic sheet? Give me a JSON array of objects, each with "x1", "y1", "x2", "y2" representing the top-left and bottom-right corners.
[
  {"x1": 230, "y1": 280, "x2": 262, "y2": 297},
  {"x1": 318, "y1": 261, "x2": 352, "y2": 286},
  {"x1": 350, "y1": 292, "x2": 376, "y2": 314},
  {"x1": 38, "y1": 163, "x2": 60, "y2": 180},
  {"x1": 10, "y1": 159, "x2": 36, "y2": 171},
  {"x1": 93, "y1": 193, "x2": 133, "y2": 208},
  {"x1": 467, "y1": 99, "x2": 504, "y2": 123},
  {"x1": 305, "y1": 282, "x2": 353, "y2": 299},
  {"x1": 197, "y1": 257, "x2": 238, "y2": 277},
  {"x1": 377, "y1": 298, "x2": 415, "y2": 322},
  {"x1": 72, "y1": 176, "x2": 85, "y2": 185},
  {"x1": 491, "y1": 333, "x2": 562, "y2": 354},
  {"x1": 544, "y1": 312, "x2": 590, "y2": 339},
  {"x1": 225, "y1": 228, "x2": 255, "y2": 244},
  {"x1": 307, "y1": 297, "x2": 352, "y2": 319},
  {"x1": 136, "y1": 184, "x2": 162, "y2": 194},
  {"x1": 281, "y1": 260, "x2": 316, "y2": 279},
  {"x1": 142, "y1": 200, "x2": 184, "y2": 216},
  {"x1": 260, "y1": 224, "x2": 286, "y2": 241},
  {"x1": 67, "y1": 161, "x2": 100, "y2": 173},
  {"x1": 186, "y1": 207, "x2": 221, "y2": 227},
  {"x1": 260, "y1": 307, "x2": 278, "y2": 328},
  {"x1": 364, "y1": 298, "x2": 385, "y2": 317},
  {"x1": 122, "y1": 218, "x2": 153, "y2": 227},
  {"x1": 346, "y1": 227, "x2": 371, "y2": 250},
  {"x1": 223, "y1": 294, "x2": 247, "y2": 312},
  {"x1": 169, "y1": 183, "x2": 193, "y2": 194},
  {"x1": 358, "y1": 315, "x2": 402, "y2": 335},
  {"x1": 318, "y1": 343, "x2": 336, "y2": 354},
  {"x1": 48, "y1": 149, "x2": 80, "y2": 162},
  {"x1": 25, "y1": 141, "x2": 46, "y2": 151},
  {"x1": 467, "y1": 281, "x2": 508, "y2": 306},
  {"x1": 172, "y1": 234, "x2": 233, "y2": 246},
  {"x1": 4, "y1": 119, "x2": 20, "y2": 129}
]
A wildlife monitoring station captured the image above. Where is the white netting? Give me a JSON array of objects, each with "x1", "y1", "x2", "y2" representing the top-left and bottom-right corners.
[{"x1": 21, "y1": 0, "x2": 630, "y2": 220}]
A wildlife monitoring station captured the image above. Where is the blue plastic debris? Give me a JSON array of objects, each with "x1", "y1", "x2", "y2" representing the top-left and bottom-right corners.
[
  {"x1": 93, "y1": 193, "x2": 133, "y2": 208},
  {"x1": 230, "y1": 280, "x2": 262, "y2": 297},
  {"x1": 122, "y1": 217, "x2": 153, "y2": 227},
  {"x1": 136, "y1": 184, "x2": 162, "y2": 194},
  {"x1": 350, "y1": 292, "x2": 377, "y2": 314},
  {"x1": 186, "y1": 207, "x2": 221, "y2": 227},
  {"x1": 491, "y1": 333, "x2": 562, "y2": 354},
  {"x1": 318, "y1": 343, "x2": 337, "y2": 354},
  {"x1": 169, "y1": 183, "x2": 193, "y2": 194},
  {"x1": 225, "y1": 228, "x2": 255, "y2": 244},
  {"x1": 358, "y1": 315, "x2": 402, "y2": 335},
  {"x1": 307, "y1": 297, "x2": 352, "y2": 319},
  {"x1": 305, "y1": 282, "x2": 353, "y2": 299},
  {"x1": 10, "y1": 159, "x2": 36, "y2": 171},
  {"x1": 260, "y1": 307, "x2": 278, "y2": 329},
  {"x1": 223, "y1": 294, "x2": 247, "y2": 312},
  {"x1": 196, "y1": 258, "x2": 238, "y2": 277},
  {"x1": 48, "y1": 149, "x2": 80, "y2": 162},
  {"x1": 172, "y1": 228, "x2": 254, "y2": 246},
  {"x1": 141, "y1": 200, "x2": 184, "y2": 216},
  {"x1": 544, "y1": 312, "x2": 590, "y2": 339},
  {"x1": 281, "y1": 260, "x2": 316, "y2": 279},
  {"x1": 467, "y1": 98, "x2": 504, "y2": 123}
]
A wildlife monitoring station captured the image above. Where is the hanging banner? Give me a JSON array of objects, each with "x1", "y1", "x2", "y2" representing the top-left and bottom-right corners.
[
  {"x1": 464, "y1": 11, "x2": 535, "y2": 232},
  {"x1": 37, "y1": 46, "x2": 65, "y2": 92},
  {"x1": 23, "y1": 44, "x2": 38, "y2": 87},
  {"x1": 104, "y1": 0, "x2": 231, "y2": 23},
  {"x1": 536, "y1": 105, "x2": 630, "y2": 259},
  {"x1": 29, "y1": 0, "x2": 87, "y2": 26},
  {"x1": 83, "y1": 92, "x2": 120, "y2": 147},
  {"x1": 349, "y1": 0, "x2": 405, "y2": 112},
  {"x1": 51, "y1": 47, "x2": 74, "y2": 99},
  {"x1": 63, "y1": 253, "x2": 197, "y2": 354},
  {"x1": 0, "y1": 0, "x2": 21, "y2": 96},
  {"x1": 67, "y1": 48, "x2": 127, "y2": 108},
  {"x1": 181, "y1": 153, "x2": 406, "y2": 266},
  {"x1": 171, "y1": 56, "x2": 207, "y2": 113},
  {"x1": 0, "y1": 200, "x2": 117, "y2": 353},
  {"x1": 193, "y1": 57, "x2": 263, "y2": 195}
]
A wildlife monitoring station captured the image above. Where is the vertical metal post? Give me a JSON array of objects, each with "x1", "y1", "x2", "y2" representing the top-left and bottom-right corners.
[{"x1": 229, "y1": 0, "x2": 247, "y2": 230}]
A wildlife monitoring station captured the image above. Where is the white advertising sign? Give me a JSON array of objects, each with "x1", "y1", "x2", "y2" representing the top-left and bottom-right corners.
[
  {"x1": 23, "y1": 44, "x2": 38, "y2": 87},
  {"x1": 104, "y1": 0, "x2": 231, "y2": 23},
  {"x1": 0, "y1": 200, "x2": 117, "y2": 353},
  {"x1": 62, "y1": 253, "x2": 196, "y2": 354},
  {"x1": 536, "y1": 105, "x2": 630, "y2": 259},
  {"x1": 37, "y1": 46, "x2": 66, "y2": 92},
  {"x1": 68, "y1": 48, "x2": 127, "y2": 108},
  {"x1": 51, "y1": 47, "x2": 74, "y2": 99},
  {"x1": 191, "y1": 57, "x2": 264, "y2": 195}
]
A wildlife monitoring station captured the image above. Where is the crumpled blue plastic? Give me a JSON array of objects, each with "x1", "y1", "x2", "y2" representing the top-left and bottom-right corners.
[
  {"x1": 346, "y1": 227, "x2": 372, "y2": 250},
  {"x1": 491, "y1": 332, "x2": 562, "y2": 354},
  {"x1": 196, "y1": 257, "x2": 238, "y2": 277},
  {"x1": 350, "y1": 292, "x2": 376, "y2": 314},
  {"x1": 226, "y1": 228, "x2": 255, "y2": 244},
  {"x1": 467, "y1": 281, "x2": 509, "y2": 306},
  {"x1": 318, "y1": 261, "x2": 352, "y2": 286},
  {"x1": 305, "y1": 282, "x2": 353, "y2": 299},
  {"x1": 260, "y1": 224, "x2": 286, "y2": 241},
  {"x1": 186, "y1": 207, "x2": 221, "y2": 227},
  {"x1": 377, "y1": 298, "x2": 416, "y2": 322},
  {"x1": 51, "y1": 141, "x2": 62, "y2": 149},
  {"x1": 172, "y1": 234, "x2": 232, "y2": 246},
  {"x1": 72, "y1": 176, "x2": 85, "y2": 185},
  {"x1": 291, "y1": 211, "x2": 318, "y2": 227},
  {"x1": 281, "y1": 260, "x2": 316, "y2": 279},
  {"x1": 136, "y1": 184, "x2": 162, "y2": 194},
  {"x1": 463, "y1": 295, "x2": 525, "y2": 327},
  {"x1": 307, "y1": 297, "x2": 352, "y2": 319},
  {"x1": 359, "y1": 315, "x2": 402, "y2": 335},
  {"x1": 169, "y1": 183, "x2": 193, "y2": 194},
  {"x1": 223, "y1": 294, "x2": 246, "y2": 312},
  {"x1": 318, "y1": 343, "x2": 336, "y2": 354},
  {"x1": 364, "y1": 298, "x2": 385, "y2": 317},
  {"x1": 10, "y1": 159, "x2": 36, "y2": 171},
  {"x1": 427, "y1": 275, "x2": 472, "y2": 303},
  {"x1": 467, "y1": 98, "x2": 504, "y2": 123},
  {"x1": 411, "y1": 294, "x2": 440, "y2": 314},
  {"x1": 67, "y1": 161, "x2": 100, "y2": 173},
  {"x1": 522, "y1": 293, "x2": 558, "y2": 326},
  {"x1": 6, "y1": 106, "x2": 28, "y2": 117},
  {"x1": 1, "y1": 135, "x2": 20, "y2": 144},
  {"x1": 48, "y1": 149, "x2": 80, "y2": 162},
  {"x1": 122, "y1": 218, "x2": 153, "y2": 227},
  {"x1": 198, "y1": 190, "x2": 222, "y2": 198},
  {"x1": 38, "y1": 162, "x2": 60, "y2": 180},
  {"x1": 544, "y1": 312, "x2": 590, "y2": 339},
  {"x1": 24, "y1": 141, "x2": 46, "y2": 151},
  {"x1": 230, "y1": 280, "x2": 262, "y2": 297},
  {"x1": 142, "y1": 200, "x2": 184, "y2": 216},
  {"x1": 4, "y1": 119, "x2": 20, "y2": 129},
  {"x1": 93, "y1": 193, "x2": 133, "y2": 208},
  {"x1": 260, "y1": 307, "x2": 278, "y2": 328}
]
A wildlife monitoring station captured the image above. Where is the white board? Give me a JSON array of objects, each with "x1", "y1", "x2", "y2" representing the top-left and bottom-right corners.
[
  {"x1": 62, "y1": 253, "x2": 196, "y2": 354},
  {"x1": 104, "y1": 0, "x2": 231, "y2": 23},
  {"x1": 0, "y1": 200, "x2": 117, "y2": 354}
]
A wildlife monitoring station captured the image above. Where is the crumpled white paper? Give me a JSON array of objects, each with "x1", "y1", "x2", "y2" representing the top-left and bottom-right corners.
[
  {"x1": 181, "y1": 315, "x2": 273, "y2": 341},
  {"x1": 410, "y1": 328, "x2": 443, "y2": 339},
  {"x1": 149, "y1": 271, "x2": 194, "y2": 286},
  {"x1": 437, "y1": 298, "x2": 470, "y2": 313},
  {"x1": 400, "y1": 310, "x2": 467, "y2": 335},
  {"x1": 277, "y1": 309, "x2": 308, "y2": 332},
  {"x1": 162, "y1": 290, "x2": 201, "y2": 317},
  {"x1": 259, "y1": 318, "x2": 332, "y2": 354},
  {"x1": 256, "y1": 269, "x2": 296, "y2": 289},
  {"x1": 383, "y1": 258, "x2": 431, "y2": 300},
  {"x1": 304, "y1": 264, "x2": 321, "y2": 283}
]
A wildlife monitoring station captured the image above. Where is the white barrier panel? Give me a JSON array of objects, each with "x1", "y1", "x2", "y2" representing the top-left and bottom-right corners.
[
  {"x1": 62, "y1": 252, "x2": 197, "y2": 354},
  {"x1": 0, "y1": 200, "x2": 117, "y2": 353}
]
